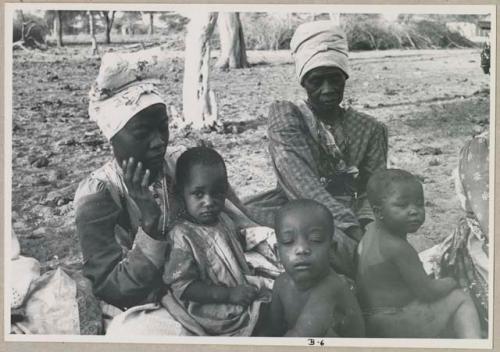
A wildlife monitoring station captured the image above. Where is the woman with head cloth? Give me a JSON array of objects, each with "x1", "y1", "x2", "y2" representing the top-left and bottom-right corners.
[
  {"x1": 427, "y1": 130, "x2": 490, "y2": 336},
  {"x1": 74, "y1": 51, "x2": 177, "y2": 322},
  {"x1": 74, "y1": 50, "x2": 257, "y2": 333},
  {"x1": 246, "y1": 21, "x2": 388, "y2": 277}
]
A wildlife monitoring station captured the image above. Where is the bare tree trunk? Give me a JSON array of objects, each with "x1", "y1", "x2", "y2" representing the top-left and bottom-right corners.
[
  {"x1": 19, "y1": 10, "x2": 26, "y2": 42},
  {"x1": 149, "y1": 12, "x2": 154, "y2": 35},
  {"x1": 182, "y1": 12, "x2": 219, "y2": 129},
  {"x1": 141, "y1": 12, "x2": 155, "y2": 35},
  {"x1": 53, "y1": 18, "x2": 57, "y2": 37},
  {"x1": 329, "y1": 13, "x2": 341, "y2": 26},
  {"x1": 13, "y1": 10, "x2": 28, "y2": 50},
  {"x1": 88, "y1": 11, "x2": 98, "y2": 55},
  {"x1": 101, "y1": 11, "x2": 115, "y2": 44},
  {"x1": 216, "y1": 12, "x2": 248, "y2": 70},
  {"x1": 55, "y1": 10, "x2": 63, "y2": 47}
]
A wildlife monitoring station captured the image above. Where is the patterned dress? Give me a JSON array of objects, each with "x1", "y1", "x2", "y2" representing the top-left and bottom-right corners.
[
  {"x1": 162, "y1": 214, "x2": 270, "y2": 336},
  {"x1": 437, "y1": 132, "x2": 489, "y2": 332},
  {"x1": 245, "y1": 100, "x2": 388, "y2": 232}
]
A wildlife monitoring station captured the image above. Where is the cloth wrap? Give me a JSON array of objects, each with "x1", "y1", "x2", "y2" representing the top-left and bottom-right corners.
[
  {"x1": 88, "y1": 48, "x2": 171, "y2": 140},
  {"x1": 290, "y1": 21, "x2": 349, "y2": 84}
]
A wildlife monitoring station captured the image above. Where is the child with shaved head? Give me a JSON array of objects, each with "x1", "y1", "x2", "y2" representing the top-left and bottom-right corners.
[
  {"x1": 356, "y1": 169, "x2": 481, "y2": 338},
  {"x1": 269, "y1": 199, "x2": 365, "y2": 337}
]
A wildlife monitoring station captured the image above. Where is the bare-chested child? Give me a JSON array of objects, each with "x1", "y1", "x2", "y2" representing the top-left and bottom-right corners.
[
  {"x1": 356, "y1": 169, "x2": 481, "y2": 338},
  {"x1": 269, "y1": 199, "x2": 365, "y2": 337}
]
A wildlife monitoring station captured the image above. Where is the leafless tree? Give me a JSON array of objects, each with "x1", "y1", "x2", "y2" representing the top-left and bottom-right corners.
[
  {"x1": 100, "y1": 11, "x2": 115, "y2": 44},
  {"x1": 181, "y1": 12, "x2": 219, "y2": 129},
  {"x1": 216, "y1": 12, "x2": 249, "y2": 70},
  {"x1": 88, "y1": 11, "x2": 98, "y2": 55},
  {"x1": 55, "y1": 10, "x2": 63, "y2": 47}
]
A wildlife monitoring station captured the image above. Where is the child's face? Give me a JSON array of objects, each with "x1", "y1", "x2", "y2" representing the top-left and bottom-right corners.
[
  {"x1": 111, "y1": 104, "x2": 169, "y2": 181},
  {"x1": 182, "y1": 164, "x2": 227, "y2": 225},
  {"x1": 378, "y1": 181, "x2": 425, "y2": 235},
  {"x1": 276, "y1": 207, "x2": 332, "y2": 286}
]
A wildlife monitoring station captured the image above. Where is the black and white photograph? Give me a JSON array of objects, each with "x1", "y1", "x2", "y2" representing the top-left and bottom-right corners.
[{"x1": 3, "y1": 2, "x2": 495, "y2": 349}]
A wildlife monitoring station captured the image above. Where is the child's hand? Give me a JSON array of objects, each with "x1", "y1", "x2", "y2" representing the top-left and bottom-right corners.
[
  {"x1": 228, "y1": 284, "x2": 259, "y2": 306},
  {"x1": 122, "y1": 157, "x2": 162, "y2": 239}
]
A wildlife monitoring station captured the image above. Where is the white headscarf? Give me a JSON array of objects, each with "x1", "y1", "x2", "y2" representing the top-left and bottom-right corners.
[
  {"x1": 290, "y1": 21, "x2": 349, "y2": 84},
  {"x1": 88, "y1": 48, "x2": 170, "y2": 140}
]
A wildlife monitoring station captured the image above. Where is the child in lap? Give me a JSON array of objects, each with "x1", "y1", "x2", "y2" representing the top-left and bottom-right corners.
[
  {"x1": 162, "y1": 147, "x2": 270, "y2": 336},
  {"x1": 356, "y1": 169, "x2": 481, "y2": 338},
  {"x1": 269, "y1": 199, "x2": 365, "y2": 337}
]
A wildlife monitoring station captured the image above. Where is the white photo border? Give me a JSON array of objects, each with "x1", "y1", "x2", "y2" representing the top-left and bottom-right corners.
[{"x1": 3, "y1": 2, "x2": 496, "y2": 349}]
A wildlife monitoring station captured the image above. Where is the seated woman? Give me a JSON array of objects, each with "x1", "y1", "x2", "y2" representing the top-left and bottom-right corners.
[
  {"x1": 74, "y1": 51, "x2": 177, "y2": 325},
  {"x1": 430, "y1": 131, "x2": 489, "y2": 336},
  {"x1": 74, "y1": 51, "x2": 234, "y2": 326},
  {"x1": 246, "y1": 21, "x2": 388, "y2": 276},
  {"x1": 75, "y1": 49, "x2": 279, "y2": 335}
]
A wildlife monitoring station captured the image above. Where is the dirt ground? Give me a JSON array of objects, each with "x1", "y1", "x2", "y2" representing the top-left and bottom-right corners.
[{"x1": 10, "y1": 46, "x2": 490, "y2": 273}]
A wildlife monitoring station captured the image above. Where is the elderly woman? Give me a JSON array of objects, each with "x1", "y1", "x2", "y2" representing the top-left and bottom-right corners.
[{"x1": 246, "y1": 22, "x2": 388, "y2": 276}]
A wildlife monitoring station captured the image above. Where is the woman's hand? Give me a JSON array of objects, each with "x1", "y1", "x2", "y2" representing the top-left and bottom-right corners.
[
  {"x1": 228, "y1": 284, "x2": 259, "y2": 306},
  {"x1": 122, "y1": 157, "x2": 162, "y2": 239}
]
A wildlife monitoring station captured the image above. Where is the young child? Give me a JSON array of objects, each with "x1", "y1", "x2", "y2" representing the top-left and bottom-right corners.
[
  {"x1": 162, "y1": 146, "x2": 270, "y2": 336},
  {"x1": 356, "y1": 169, "x2": 481, "y2": 338},
  {"x1": 269, "y1": 199, "x2": 365, "y2": 337}
]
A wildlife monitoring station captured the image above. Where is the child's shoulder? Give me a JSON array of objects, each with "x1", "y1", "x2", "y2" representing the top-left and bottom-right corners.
[
  {"x1": 376, "y1": 231, "x2": 413, "y2": 260},
  {"x1": 323, "y1": 271, "x2": 352, "y2": 293},
  {"x1": 302, "y1": 271, "x2": 354, "y2": 308}
]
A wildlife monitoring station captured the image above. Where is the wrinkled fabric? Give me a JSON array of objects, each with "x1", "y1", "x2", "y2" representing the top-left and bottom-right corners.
[
  {"x1": 10, "y1": 258, "x2": 40, "y2": 310},
  {"x1": 89, "y1": 81, "x2": 165, "y2": 140},
  {"x1": 13, "y1": 268, "x2": 80, "y2": 334},
  {"x1": 162, "y1": 214, "x2": 270, "y2": 336},
  {"x1": 106, "y1": 303, "x2": 185, "y2": 336},
  {"x1": 420, "y1": 132, "x2": 489, "y2": 332},
  {"x1": 290, "y1": 21, "x2": 349, "y2": 83},
  {"x1": 241, "y1": 226, "x2": 284, "y2": 281},
  {"x1": 88, "y1": 48, "x2": 171, "y2": 140},
  {"x1": 440, "y1": 133, "x2": 489, "y2": 330},
  {"x1": 10, "y1": 232, "x2": 41, "y2": 310},
  {"x1": 74, "y1": 155, "x2": 176, "y2": 310},
  {"x1": 245, "y1": 101, "x2": 387, "y2": 230}
]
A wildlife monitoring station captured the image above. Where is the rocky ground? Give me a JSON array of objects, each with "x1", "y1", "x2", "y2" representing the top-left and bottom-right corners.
[{"x1": 10, "y1": 46, "x2": 490, "y2": 273}]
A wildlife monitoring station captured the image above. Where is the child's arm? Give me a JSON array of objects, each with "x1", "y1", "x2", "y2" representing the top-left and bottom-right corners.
[
  {"x1": 392, "y1": 240, "x2": 457, "y2": 301},
  {"x1": 182, "y1": 281, "x2": 259, "y2": 306},
  {"x1": 269, "y1": 276, "x2": 287, "y2": 336},
  {"x1": 284, "y1": 276, "x2": 339, "y2": 337},
  {"x1": 336, "y1": 280, "x2": 365, "y2": 337}
]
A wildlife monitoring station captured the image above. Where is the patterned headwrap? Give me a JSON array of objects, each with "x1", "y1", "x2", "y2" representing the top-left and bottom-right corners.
[
  {"x1": 88, "y1": 48, "x2": 169, "y2": 140},
  {"x1": 290, "y1": 21, "x2": 349, "y2": 84}
]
